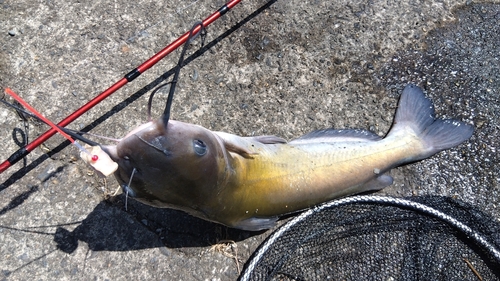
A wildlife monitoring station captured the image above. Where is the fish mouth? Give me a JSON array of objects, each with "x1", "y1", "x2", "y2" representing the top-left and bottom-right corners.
[
  {"x1": 100, "y1": 145, "x2": 141, "y2": 193},
  {"x1": 101, "y1": 145, "x2": 119, "y2": 162},
  {"x1": 99, "y1": 121, "x2": 157, "y2": 162}
]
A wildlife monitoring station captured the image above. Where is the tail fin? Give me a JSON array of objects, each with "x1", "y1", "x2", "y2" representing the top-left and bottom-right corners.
[{"x1": 389, "y1": 84, "x2": 474, "y2": 160}]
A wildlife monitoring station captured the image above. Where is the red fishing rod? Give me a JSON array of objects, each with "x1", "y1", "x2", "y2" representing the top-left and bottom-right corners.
[{"x1": 0, "y1": 0, "x2": 241, "y2": 174}]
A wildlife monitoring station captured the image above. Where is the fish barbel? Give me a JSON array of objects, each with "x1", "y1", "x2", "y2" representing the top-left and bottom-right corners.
[{"x1": 102, "y1": 85, "x2": 473, "y2": 231}]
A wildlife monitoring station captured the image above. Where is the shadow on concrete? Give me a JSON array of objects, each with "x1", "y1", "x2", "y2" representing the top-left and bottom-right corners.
[{"x1": 54, "y1": 195, "x2": 263, "y2": 253}]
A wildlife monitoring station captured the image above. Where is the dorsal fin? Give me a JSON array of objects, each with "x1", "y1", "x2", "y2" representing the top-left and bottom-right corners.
[{"x1": 290, "y1": 128, "x2": 381, "y2": 145}]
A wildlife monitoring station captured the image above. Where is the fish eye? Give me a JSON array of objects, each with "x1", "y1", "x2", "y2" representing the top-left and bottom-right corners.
[{"x1": 193, "y1": 139, "x2": 207, "y2": 156}]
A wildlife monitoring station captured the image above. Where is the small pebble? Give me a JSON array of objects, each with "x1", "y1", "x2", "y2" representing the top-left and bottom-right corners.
[
  {"x1": 37, "y1": 164, "x2": 57, "y2": 182},
  {"x1": 191, "y1": 69, "x2": 198, "y2": 81},
  {"x1": 159, "y1": 247, "x2": 172, "y2": 257},
  {"x1": 8, "y1": 28, "x2": 18, "y2": 36}
]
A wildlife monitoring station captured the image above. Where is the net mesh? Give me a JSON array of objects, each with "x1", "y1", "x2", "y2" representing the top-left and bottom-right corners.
[{"x1": 239, "y1": 196, "x2": 500, "y2": 281}]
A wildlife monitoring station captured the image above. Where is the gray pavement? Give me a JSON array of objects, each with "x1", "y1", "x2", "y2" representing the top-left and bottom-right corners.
[{"x1": 1, "y1": 0, "x2": 499, "y2": 280}]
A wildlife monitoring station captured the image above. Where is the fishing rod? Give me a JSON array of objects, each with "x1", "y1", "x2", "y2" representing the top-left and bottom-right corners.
[{"x1": 0, "y1": 0, "x2": 241, "y2": 174}]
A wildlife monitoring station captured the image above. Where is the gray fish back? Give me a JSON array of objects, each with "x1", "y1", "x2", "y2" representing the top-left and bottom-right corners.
[{"x1": 290, "y1": 129, "x2": 382, "y2": 145}]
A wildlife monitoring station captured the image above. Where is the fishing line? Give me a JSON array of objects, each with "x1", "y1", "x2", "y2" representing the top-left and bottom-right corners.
[
  {"x1": 1, "y1": 97, "x2": 40, "y2": 122},
  {"x1": 4, "y1": 88, "x2": 97, "y2": 160},
  {"x1": 17, "y1": 125, "x2": 29, "y2": 168},
  {"x1": 1, "y1": 98, "x2": 30, "y2": 167},
  {"x1": 12, "y1": 128, "x2": 27, "y2": 148},
  {"x1": 147, "y1": 82, "x2": 172, "y2": 121},
  {"x1": 147, "y1": 21, "x2": 206, "y2": 124},
  {"x1": 1, "y1": 94, "x2": 99, "y2": 146},
  {"x1": 163, "y1": 22, "x2": 206, "y2": 124},
  {"x1": 11, "y1": 127, "x2": 28, "y2": 167}
]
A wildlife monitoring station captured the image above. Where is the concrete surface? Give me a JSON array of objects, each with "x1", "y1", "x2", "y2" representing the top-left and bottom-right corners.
[{"x1": 1, "y1": 0, "x2": 499, "y2": 280}]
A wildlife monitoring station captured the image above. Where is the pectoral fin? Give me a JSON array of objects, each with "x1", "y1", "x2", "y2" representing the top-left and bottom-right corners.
[{"x1": 213, "y1": 131, "x2": 286, "y2": 158}]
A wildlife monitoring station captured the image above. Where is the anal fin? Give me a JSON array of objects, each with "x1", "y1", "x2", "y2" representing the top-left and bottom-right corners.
[
  {"x1": 233, "y1": 216, "x2": 278, "y2": 231},
  {"x1": 360, "y1": 174, "x2": 394, "y2": 192}
]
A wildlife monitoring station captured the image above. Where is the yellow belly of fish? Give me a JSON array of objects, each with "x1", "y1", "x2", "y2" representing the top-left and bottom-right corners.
[{"x1": 221, "y1": 135, "x2": 422, "y2": 222}]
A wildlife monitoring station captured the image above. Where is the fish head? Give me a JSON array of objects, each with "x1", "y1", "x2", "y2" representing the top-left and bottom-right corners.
[{"x1": 103, "y1": 119, "x2": 228, "y2": 211}]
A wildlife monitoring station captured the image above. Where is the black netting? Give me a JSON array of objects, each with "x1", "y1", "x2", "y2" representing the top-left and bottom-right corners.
[{"x1": 239, "y1": 196, "x2": 500, "y2": 281}]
